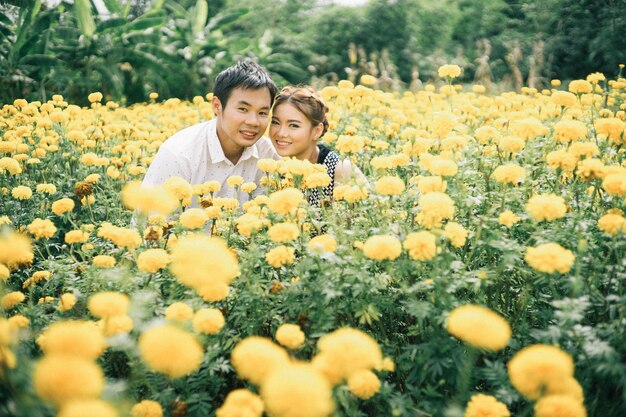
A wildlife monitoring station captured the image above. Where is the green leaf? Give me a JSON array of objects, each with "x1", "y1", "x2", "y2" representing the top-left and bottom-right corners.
[
  {"x1": 96, "y1": 17, "x2": 128, "y2": 34},
  {"x1": 125, "y1": 15, "x2": 166, "y2": 32},
  {"x1": 192, "y1": 0, "x2": 208, "y2": 37},
  {"x1": 74, "y1": 0, "x2": 95, "y2": 38},
  {"x1": 19, "y1": 54, "x2": 61, "y2": 67},
  {"x1": 101, "y1": 0, "x2": 122, "y2": 14},
  {"x1": 207, "y1": 7, "x2": 248, "y2": 31}
]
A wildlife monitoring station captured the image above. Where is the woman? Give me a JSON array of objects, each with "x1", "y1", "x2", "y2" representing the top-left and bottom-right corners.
[{"x1": 269, "y1": 86, "x2": 360, "y2": 206}]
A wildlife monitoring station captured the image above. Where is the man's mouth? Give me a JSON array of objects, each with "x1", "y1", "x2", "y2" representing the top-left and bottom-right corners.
[{"x1": 240, "y1": 130, "x2": 258, "y2": 140}]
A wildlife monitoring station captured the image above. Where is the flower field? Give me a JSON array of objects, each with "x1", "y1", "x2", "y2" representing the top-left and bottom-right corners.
[{"x1": 1, "y1": 68, "x2": 626, "y2": 417}]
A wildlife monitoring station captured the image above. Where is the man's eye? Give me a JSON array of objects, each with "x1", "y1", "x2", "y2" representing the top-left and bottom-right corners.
[
  {"x1": 238, "y1": 108, "x2": 248, "y2": 112},
  {"x1": 271, "y1": 119, "x2": 279, "y2": 125}
]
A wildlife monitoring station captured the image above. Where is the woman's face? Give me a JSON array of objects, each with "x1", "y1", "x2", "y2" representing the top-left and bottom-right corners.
[{"x1": 270, "y1": 102, "x2": 323, "y2": 160}]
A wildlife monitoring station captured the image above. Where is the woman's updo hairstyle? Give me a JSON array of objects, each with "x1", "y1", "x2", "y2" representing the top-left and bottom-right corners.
[{"x1": 273, "y1": 86, "x2": 329, "y2": 138}]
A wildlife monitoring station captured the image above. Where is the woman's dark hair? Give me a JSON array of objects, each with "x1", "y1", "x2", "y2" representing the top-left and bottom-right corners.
[
  {"x1": 213, "y1": 60, "x2": 278, "y2": 108},
  {"x1": 273, "y1": 86, "x2": 329, "y2": 137}
]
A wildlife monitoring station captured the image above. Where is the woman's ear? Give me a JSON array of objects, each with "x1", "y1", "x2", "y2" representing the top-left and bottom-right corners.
[{"x1": 313, "y1": 123, "x2": 324, "y2": 140}]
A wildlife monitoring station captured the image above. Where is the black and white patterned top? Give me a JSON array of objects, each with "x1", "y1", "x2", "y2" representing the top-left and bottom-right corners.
[{"x1": 309, "y1": 143, "x2": 339, "y2": 207}]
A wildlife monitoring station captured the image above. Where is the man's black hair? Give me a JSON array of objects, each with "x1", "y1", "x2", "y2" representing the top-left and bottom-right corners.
[{"x1": 213, "y1": 60, "x2": 277, "y2": 108}]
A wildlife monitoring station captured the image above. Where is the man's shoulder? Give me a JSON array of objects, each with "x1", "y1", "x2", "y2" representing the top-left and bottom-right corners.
[
  {"x1": 255, "y1": 135, "x2": 280, "y2": 159},
  {"x1": 160, "y1": 120, "x2": 213, "y2": 155}
]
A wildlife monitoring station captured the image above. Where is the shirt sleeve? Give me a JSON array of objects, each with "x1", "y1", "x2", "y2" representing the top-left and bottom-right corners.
[{"x1": 142, "y1": 146, "x2": 189, "y2": 186}]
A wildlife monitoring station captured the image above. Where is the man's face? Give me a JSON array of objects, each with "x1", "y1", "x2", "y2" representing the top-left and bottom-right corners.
[{"x1": 213, "y1": 87, "x2": 272, "y2": 153}]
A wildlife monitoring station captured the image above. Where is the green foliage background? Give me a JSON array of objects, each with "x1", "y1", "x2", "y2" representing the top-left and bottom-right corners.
[{"x1": 1, "y1": 0, "x2": 625, "y2": 105}]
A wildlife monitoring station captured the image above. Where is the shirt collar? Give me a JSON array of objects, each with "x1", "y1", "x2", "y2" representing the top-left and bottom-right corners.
[{"x1": 207, "y1": 119, "x2": 261, "y2": 165}]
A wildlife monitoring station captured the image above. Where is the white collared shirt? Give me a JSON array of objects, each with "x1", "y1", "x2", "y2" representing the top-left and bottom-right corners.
[{"x1": 142, "y1": 118, "x2": 280, "y2": 204}]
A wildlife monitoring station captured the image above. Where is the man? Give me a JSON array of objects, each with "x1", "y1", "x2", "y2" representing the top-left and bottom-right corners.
[{"x1": 142, "y1": 60, "x2": 280, "y2": 204}]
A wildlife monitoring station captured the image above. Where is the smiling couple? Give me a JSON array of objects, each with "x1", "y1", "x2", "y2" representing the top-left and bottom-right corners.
[{"x1": 142, "y1": 60, "x2": 359, "y2": 207}]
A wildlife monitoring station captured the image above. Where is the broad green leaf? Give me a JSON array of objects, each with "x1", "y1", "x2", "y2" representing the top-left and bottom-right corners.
[
  {"x1": 74, "y1": 0, "x2": 95, "y2": 38},
  {"x1": 192, "y1": 0, "x2": 208, "y2": 38},
  {"x1": 101, "y1": 0, "x2": 122, "y2": 14}
]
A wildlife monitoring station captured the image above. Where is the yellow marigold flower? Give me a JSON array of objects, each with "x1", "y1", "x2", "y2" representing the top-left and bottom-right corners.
[
  {"x1": 100, "y1": 315, "x2": 133, "y2": 337},
  {"x1": 335, "y1": 135, "x2": 365, "y2": 154},
  {"x1": 374, "y1": 175, "x2": 405, "y2": 195},
  {"x1": 59, "y1": 293, "x2": 77, "y2": 312},
  {"x1": 258, "y1": 158, "x2": 281, "y2": 173},
  {"x1": 236, "y1": 213, "x2": 263, "y2": 237},
  {"x1": 88, "y1": 92, "x2": 103, "y2": 103},
  {"x1": 472, "y1": 84, "x2": 486, "y2": 94},
  {"x1": 464, "y1": 394, "x2": 510, "y2": 417},
  {"x1": 417, "y1": 192, "x2": 455, "y2": 228},
  {"x1": 0, "y1": 157, "x2": 22, "y2": 175},
  {"x1": 586, "y1": 72, "x2": 605, "y2": 83},
  {"x1": 0, "y1": 216, "x2": 12, "y2": 226},
  {"x1": 313, "y1": 328, "x2": 382, "y2": 384},
  {"x1": 241, "y1": 182, "x2": 257, "y2": 194},
  {"x1": 139, "y1": 325, "x2": 203, "y2": 378},
  {"x1": 198, "y1": 282, "x2": 230, "y2": 302},
  {"x1": 84, "y1": 174, "x2": 100, "y2": 184},
  {"x1": 569, "y1": 142, "x2": 598, "y2": 159},
  {"x1": 576, "y1": 158, "x2": 605, "y2": 181},
  {"x1": 65, "y1": 230, "x2": 89, "y2": 244},
  {"x1": 525, "y1": 243, "x2": 575, "y2": 274},
  {"x1": 492, "y1": 164, "x2": 526, "y2": 185},
  {"x1": 438, "y1": 64, "x2": 462, "y2": 78},
  {"x1": 163, "y1": 176, "x2": 192, "y2": 202},
  {"x1": 568, "y1": 80, "x2": 592, "y2": 94},
  {"x1": 92, "y1": 255, "x2": 116, "y2": 268},
  {"x1": 266, "y1": 245, "x2": 296, "y2": 268},
  {"x1": 36, "y1": 183, "x2": 57, "y2": 194},
  {"x1": 498, "y1": 210, "x2": 520, "y2": 228},
  {"x1": 0, "y1": 231, "x2": 34, "y2": 269},
  {"x1": 554, "y1": 120, "x2": 588, "y2": 142},
  {"x1": 546, "y1": 150, "x2": 577, "y2": 172},
  {"x1": 216, "y1": 389, "x2": 263, "y2": 417},
  {"x1": 526, "y1": 194, "x2": 567, "y2": 222},
  {"x1": 226, "y1": 175, "x2": 244, "y2": 188},
  {"x1": 498, "y1": 135, "x2": 525, "y2": 153},
  {"x1": 88, "y1": 292, "x2": 130, "y2": 318},
  {"x1": 444, "y1": 222, "x2": 468, "y2": 248},
  {"x1": 179, "y1": 208, "x2": 208, "y2": 229},
  {"x1": 427, "y1": 158, "x2": 458, "y2": 177},
  {"x1": 11, "y1": 185, "x2": 32, "y2": 200},
  {"x1": 1, "y1": 291, "x2": 25, "y2": 309},
  {"x1": 34, "y1": 355, "x2": 104, "y2": 405},
  {"x1": 403, "y1": 231, "x2": 436, "y2": 261},
  {"x1": 340, "y1": 184, "x2": 369, "y2": 203},
  {"x1": 231, "y1": 336, "x2": 289, "y2": 385},
  {"x1": 446, "y1": 305, "x2": 511, "y2": 351},
  {"x1": 303, "y1": 172, "x2": 332, "y2": 189},
  {"x1": 381, "y1": 357, "x2": 395, "y2": 372},
  {"x1": 598, "y1": 213, "x2": 625, "y2": 235},
  {"x1": 508, "y1": 344, "x2": 575, "y2": 399},
  {"x1": 347, "y1": 369, "x2": 380, "y2": 400},
  {"x1": 360, "y1": 74, "x2": 376, "y2": 85},
  {"x1": 551, "y1": 90, "x2": 576, "y2": 107},
  {"x1": 307, "y1": 234, "x2": 337, "y2": 254},
  {"x1": 268, "y1": 222, "x2": 300, "y2": 243},
  {"x1": 58, "y1": 399, "x2": 118, "y2": 417},
  {"x1": 363, "y1": 235, "x2": 402, "y2": 261},
  {"x1": 192, "y1": 308, "x2": 225, "y2": 335},
  {"x1": 23, "y1": 270, "x2": 52, "y2": 290},
  {"x1": 261, "y1": 363, "x2": 335, "y2": 417},
  {"x1": 137, "y1": 249, "x2": 170, "y2": 273},
  {"x1": 534, "y1": 395, "x2": 586, "y2": 417},
  {"x1": 165, "y1": 302, "x2": 193, "y2": 322},
  {"x1": 8, "y1": 314, "x2": 29, "y2": 328},
  {"x1": 275, "y1": 323, "x2": 305, "y2": 350},
  {"x1": 594, "y1": 117, "x2": 624, "y2": 143},
  {"x1": 268, "y1": 188, "x2": 305, "y2": 216},
  {"x1": 27, "y1": 218, "x2": 57, "y2": 239},
  {"x1": 131, "y1": 400, "x2": 163, "y2": 417},
  {"x1": 338, "y1": 80, "x2": 354, "y2": 89},
  {"x1": 121, "y1": 182, "x2": 178, "y2": 216},
  {"x1": 0, "y1": 264, "x2": 9, "y2": 281},
  {"x1": 37, "y1": 320, "x2": 105, "y2": 360},
  {"x1": 602, "y1": 172, "x2": 626, "y2": 196},
  {"x1": 170, "y1": 235, "x2": 239, "y2": 291},
  {"x1": 417, "y1": 176, "x2": 447, "y2": 194},
  {"x1": 51, "y1": 197, "x2": 75, "y2": 215}
]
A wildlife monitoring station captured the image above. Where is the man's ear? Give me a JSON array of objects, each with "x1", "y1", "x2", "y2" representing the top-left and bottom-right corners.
[{"x1": 212, "y1": 96, "x2": 222, "y2": 116}]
